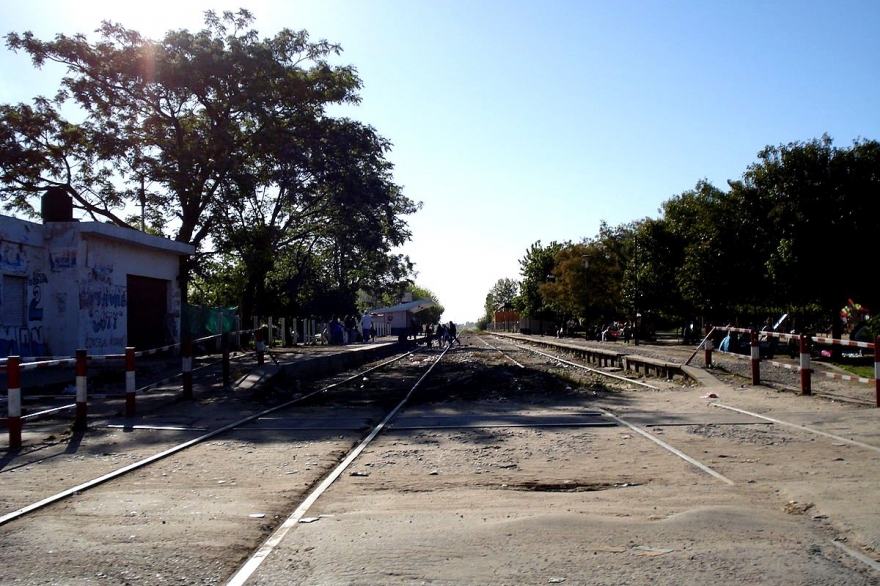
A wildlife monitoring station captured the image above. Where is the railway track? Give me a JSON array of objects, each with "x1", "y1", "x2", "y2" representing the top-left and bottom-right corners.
[
  {"x1": 2, "y1": 334, "x2": 879, "y2": 585},
  {"x1": 0, "y1": 345, "x2": 444, "y2": 584}
]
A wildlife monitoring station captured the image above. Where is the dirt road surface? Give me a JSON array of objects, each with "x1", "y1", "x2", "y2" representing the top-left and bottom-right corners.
[{"x1": 2, "y1": 334, "x2": 879, "y2": 585}]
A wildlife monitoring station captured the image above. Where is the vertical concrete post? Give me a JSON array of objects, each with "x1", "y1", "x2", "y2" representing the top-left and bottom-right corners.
[
  {"x1": 182, "y1": 337, "x2": 193, "y2": 399},
  {"x1": 221, "y1": 332, "x2": 230, "y2": 387},
  {"x1": 7, "y1": 356, "x2": 22, "y2": 449},
  {"x1": 255, "y1": 328, "x2": 265, "y2": 366},
  {"x1": 750, "y1": 329, "x2": 760, "y2": 386},
  {"x1": 125, "y1": 347, "x2": 136, "y2": 417},
  {"x1": 704, "y1": 325, "x2": 714, "y2": 366},
  {"x1": 280, "y1": 317, "x2": 287, "y2": 347},
  {"x1": 74, "y1": 349, "x2": 88, "y2": 431},
  {"x1": 875, "y1": 336, "x2": 880, "y2": 407},
  {"x1": 799, "y1": 334, "x2": 812, "y2": 396}
]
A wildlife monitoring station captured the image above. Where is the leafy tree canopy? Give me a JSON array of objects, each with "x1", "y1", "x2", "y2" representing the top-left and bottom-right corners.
[
  {"x1": 2, "y1": 10, "x2": 420, "y2": 321},
  {"x1": 515, "y1": 240, "x2": 564, "y2": 321},
  {"x1": 3, "y1": 9, "x2": 361, "y2": 248}
]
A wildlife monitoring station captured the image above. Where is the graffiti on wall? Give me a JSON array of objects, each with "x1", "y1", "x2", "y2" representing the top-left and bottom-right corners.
[
  {"x1": 80, "y1": 263, "x2": 126, "y2": 350},
  {"x1": 49, "y1": 248, "x2": 77, "y2": 272},
  {"x1": 55, "y1": 291, "x2": 67, "y2": 314},
  {"x1": 0, "y1": 326, "x2": 19, "y2": 357},
  {"x1": 0, "y1": 271, "x2": 49, "y2": 357},
  {"x1": 23, "y1": 277, "x2": 46, "y2": 356},
  {"x1": 0, "y1": 242, "x2": 24, "y2": 271}
]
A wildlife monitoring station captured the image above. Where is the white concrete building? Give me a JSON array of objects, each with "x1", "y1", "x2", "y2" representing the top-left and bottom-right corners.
[
  {"x1": 369, "y1": 298, "x2": 437, "y2": 337},
  {"x1": 0, "y1": 198, "x2": 194, "y2": 358}
]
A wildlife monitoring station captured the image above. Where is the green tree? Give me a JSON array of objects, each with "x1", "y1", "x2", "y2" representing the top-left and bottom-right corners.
[
  {"x1": 657, "y1": 180, "x2": 768, "y2": 321},
  {"x1": 188, "y1": 251, "x2": 246, "y2": 308},
  {"x1": 539, "y1": 242, "x2": 590, "y2": 329},
  {"x1": 740, "y1": 135, "x2": 880, "y2": 316},
  {"x1": 3, "y1": 10, "x2": 420, "y2": 322},
  {"x1": 410, "y1": 285, "x2": 445, "y2": 325},
  {"x1": 623, "y1": 218, "x2": 685, "y2": 325},
  {"x1": 541, "y1": 233, "x2": 624, "y2": 332},
  {"x1": 214, "y1": 117, "x2": 417, "y2": 320},
  {"x1": 591, "y1": 222, "x2": 628, "y2": 319},
  {"x1": 2, "y1": 9, "x2": 363, "y2": 304},
  {"x1": 485, "y1": 278, "x2": 519, "y2": 314},
  {"x1": 4, "y1": 9, "x2": 362, "y2": 244},
  {"x1": 515, "y1": 240, "x2": 564, "y2": 322}
]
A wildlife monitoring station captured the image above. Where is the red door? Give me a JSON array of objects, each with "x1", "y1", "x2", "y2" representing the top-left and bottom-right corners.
[{"x1": 126, "y1": 275, "x2": 168, "y2": 351}]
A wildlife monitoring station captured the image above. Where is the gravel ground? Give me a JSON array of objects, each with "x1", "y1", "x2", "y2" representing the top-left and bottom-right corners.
[
  {"x1": 2, "y1": 334, "x2": 879, "y2": 585},
  {"x1": 524, "y1": 333, "x2": 876, "y2": 405}
]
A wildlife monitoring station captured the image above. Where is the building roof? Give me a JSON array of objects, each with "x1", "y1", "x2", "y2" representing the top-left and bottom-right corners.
[
  {"x1": 370, "y1": 299, "x2": 436, "y2": 314},
  {"x1": 79, "y1": 222, "x2": 195, "y2": 255},
  {"x1": 1, "y1": 213, "x2": 195, "y2": 256}
]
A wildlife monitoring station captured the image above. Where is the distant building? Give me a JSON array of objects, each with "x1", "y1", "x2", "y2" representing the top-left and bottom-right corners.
[
  {"x1": 369, "y1": 298, "x2": 436, "y2": 337},
  {"x1": 0, "y1": 192, "x2": 194, "y2": 357},
  {"x1": 492, "y1": 308, "x2": 519, "y2": 332}
]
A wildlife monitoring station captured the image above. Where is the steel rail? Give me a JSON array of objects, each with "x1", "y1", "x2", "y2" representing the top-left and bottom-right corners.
[
  {"x1": 225, "y1": 345, "x2": 452, "y2": 586},
  {"x1": 484, "y1": 336, "x2": 731, "y2": 484},
  {"x1": 477, "y1": 336, "x2": 525, "y2": 368},
  {"x1": 599, "y1": 409, "x2": 735, "y2": 485},
  {"x1": 712, "y1": 403, "x2": 880, "y2": 455},
  {"x1": 0, "y1": 348, "x2": 419, "y2": 527},
  {"x1": 495, "y1": 337, "x2": 662, "y2": 390}
]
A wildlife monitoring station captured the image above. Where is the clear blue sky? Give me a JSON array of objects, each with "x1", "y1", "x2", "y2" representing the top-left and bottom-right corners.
[{"x1": 3, "y1": 1, "x2": 879, "y2": 323}]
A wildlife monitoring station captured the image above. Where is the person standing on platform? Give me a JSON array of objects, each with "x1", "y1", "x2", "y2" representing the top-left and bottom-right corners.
[
  {"x1": 361, "y1": 312, "x2": 374, "y2": 343},
  {"x1": 344, "y1": 315, "x2": 356, "y2": 343},
  {"x1": 329, "y1": 317, "x2": 344, "y2": 345}
]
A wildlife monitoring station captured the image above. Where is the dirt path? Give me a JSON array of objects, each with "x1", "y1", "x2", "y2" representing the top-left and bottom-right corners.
[
  {"x1": 244, "y1": 337, "x2": 880, "y2": 585},
  {"x1": 2, "y1": 335, "x2": 879, "y2": 585}
]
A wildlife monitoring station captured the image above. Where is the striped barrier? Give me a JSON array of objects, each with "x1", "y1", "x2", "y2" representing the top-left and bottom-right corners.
[
  {"x1": 7, "y1": 357, "x2": 21, "y2": 449},
  {"x1": 126, "y1": 347, "x2": 136, "y2": 417},
  {"x1": 707, "y1": 327, "x2": 877, "y2": 405},
  {"x1": 182, "y1": 338, "x2": 193, "y2": 399},
  {"x1": 74, "y1": 349, "x2": 87, "y2": 431},
  {"x1": 4, "y1": 328, "x2": 260, "y2": 446}
]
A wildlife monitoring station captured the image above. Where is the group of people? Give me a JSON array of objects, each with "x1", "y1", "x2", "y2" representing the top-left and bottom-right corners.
[
  {"x1": 585, "y1": 321, "x2": 633, "y2": 343},
  {"x1": 423, "y1": 321, "x2": 460, "y2": 348},
  {"x1": 325, "y1": 312, "x2": 377, "y2": 345},
  {"x1": 322, "y1": 313, "x2": 460, "y2": 348}
]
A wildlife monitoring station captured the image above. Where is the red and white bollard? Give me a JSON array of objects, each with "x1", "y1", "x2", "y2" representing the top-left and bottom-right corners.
[
  {"x1": 125, "y1": 347, "x2": 136, "y2": 417},
  {"x1": 799, "y1": 334, "x2": 811, "y2": 396},
  {"x1": 750, "y1": 329, "x2": 761, "y2": 386},
  {"x1": 7, "y1": 356, "x2": 22, "y2": 449},
  {"x1": 874, "y1": 336, "x2": 879, "y2": 408},
  {"x1": 182, "y1": 338, "x2": 193, "y2": 399},
  {"x1": 74, "y1": 349, "x2": 88, "y2": 431},
  {"x1": 704, "y1": 325, "x2": 714, "y2": 366}
]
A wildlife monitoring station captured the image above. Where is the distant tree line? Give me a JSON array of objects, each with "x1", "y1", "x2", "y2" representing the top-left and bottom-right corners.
[
  {"x1": 0, "y1": 9, "x2": 425, "y2": 324},
  {"x1": 481, "y1": 135, "x2": 880, "y2": 341}
]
